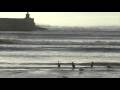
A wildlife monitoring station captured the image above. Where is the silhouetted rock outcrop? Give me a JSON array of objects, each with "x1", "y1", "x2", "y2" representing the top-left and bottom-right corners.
[{"x1": 0, "y1": 12, "x2": 35, "y2": 31}]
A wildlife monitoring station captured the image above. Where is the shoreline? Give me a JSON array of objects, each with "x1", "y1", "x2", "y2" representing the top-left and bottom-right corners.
[{"x1": 0, "y1": 62, "x2": 119, "y2": 69}]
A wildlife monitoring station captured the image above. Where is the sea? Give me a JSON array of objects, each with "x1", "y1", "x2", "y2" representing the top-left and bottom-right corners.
[{"x1": 0, "y1": 29, "x2": 120, "y2": 78}]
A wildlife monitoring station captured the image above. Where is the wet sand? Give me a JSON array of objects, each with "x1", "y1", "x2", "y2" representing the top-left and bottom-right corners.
[{"x1": 0, "y1": 67, "x2": 119, "y2": 78}]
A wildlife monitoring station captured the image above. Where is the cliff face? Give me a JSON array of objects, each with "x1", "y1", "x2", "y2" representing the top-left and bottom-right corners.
[{"x1": 0, "y1": 18, "x2": 35, "y2": 31}]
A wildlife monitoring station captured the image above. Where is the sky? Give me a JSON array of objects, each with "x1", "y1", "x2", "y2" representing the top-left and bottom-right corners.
[{"x1": 0, "y1": 12, "x2": 120, "y2": 26}]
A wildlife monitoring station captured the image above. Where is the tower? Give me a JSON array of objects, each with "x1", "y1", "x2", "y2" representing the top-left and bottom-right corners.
[{"x1": 26, "y1": 12, "x2": 30, "y2": 19}]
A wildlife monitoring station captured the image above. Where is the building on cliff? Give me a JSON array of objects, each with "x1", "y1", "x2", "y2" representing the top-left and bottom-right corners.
[{"x1": 0, "y1": 12, "x2": 35, "y2": 31}]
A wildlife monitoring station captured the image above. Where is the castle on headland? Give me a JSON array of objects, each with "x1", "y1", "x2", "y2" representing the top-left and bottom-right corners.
[{"x1": 0, "y1": 12, "x2": 35, "y2": 31}]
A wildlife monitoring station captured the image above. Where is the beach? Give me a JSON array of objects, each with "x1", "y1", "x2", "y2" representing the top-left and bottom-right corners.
[{"x1": 0, "y1": 67, "x2": 119, "y2": 78}]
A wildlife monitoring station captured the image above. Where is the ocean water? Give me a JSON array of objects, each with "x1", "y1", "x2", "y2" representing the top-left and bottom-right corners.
[
  {"x1": 0, "y1": 30, "x2": 120, "y2": 78},
  {"x1": 0, "y1": 50, "x2": 120, "y2": 64}
]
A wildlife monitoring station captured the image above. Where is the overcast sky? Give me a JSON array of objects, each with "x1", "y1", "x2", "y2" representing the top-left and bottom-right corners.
[{"x1": 0, "y1": 12, "x2": 120, "y2": 26}]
